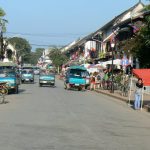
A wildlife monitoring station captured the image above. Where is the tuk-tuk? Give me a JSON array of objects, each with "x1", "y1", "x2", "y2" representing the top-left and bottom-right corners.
[
  {"x1": 64, "y1": 66, "x2": 87, "y2": 91},
  {"x1": 39, "y1": 70, "x2": 55, "y2": 87},
  {"x1": 21, "y1": 69, "x2": 34, "y2": 83},
  {"x1": 0, "y1": 62, "x2": 20, "y2": 94}
]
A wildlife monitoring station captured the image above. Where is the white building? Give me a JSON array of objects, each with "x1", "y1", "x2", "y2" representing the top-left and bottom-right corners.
[{"x1": 2, "y1": 40, "x2": 17, "y2": 63}]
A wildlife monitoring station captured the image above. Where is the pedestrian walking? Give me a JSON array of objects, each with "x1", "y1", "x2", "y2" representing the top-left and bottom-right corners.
[
  {"x1": 102, "y1": 69, "x2": 109, "y2": 90},
  {"x1": 95, "y1": 72, "x2": 101, "y2": 89},
  {"x1": 90, "y1": 72, "x2": 96, "y2": 90},
  {"x1": 134, "y1": 78, "x2": 143, "y2": 110}
]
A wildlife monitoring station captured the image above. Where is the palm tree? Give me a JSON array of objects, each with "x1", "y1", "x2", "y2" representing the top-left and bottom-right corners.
[
  {"x1": 0, "y1": 8, "x2": 5, "y2": 17},
  {"x1": 0, "y1": 7, "x2": 8, "y2": 32},
  {"x1": 0, "y1": 7, "x2": 8, "y2": 60}
]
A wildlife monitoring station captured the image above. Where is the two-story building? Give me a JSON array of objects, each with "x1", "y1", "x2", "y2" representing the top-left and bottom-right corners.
[{"x1": 61, "y1": 2, "x2": 149, "y2": 69}]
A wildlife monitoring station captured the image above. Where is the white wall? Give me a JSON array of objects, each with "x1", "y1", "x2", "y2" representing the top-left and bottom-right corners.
[
  {"x1": 84, "y1": 41, "x2": 96, "y2": 59},
  {"x1": 85, "y1": 41, "x2": 96, "y2": 50}
]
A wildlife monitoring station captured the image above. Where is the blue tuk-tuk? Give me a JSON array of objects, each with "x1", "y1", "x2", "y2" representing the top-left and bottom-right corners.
[
  {"x1": 64, "y1": 66, "x2": 87, "y2": 91},
  {"x1": 21, "y1": 69, "x2": 34, "y2": 83},
  {"x1": 0, "y1": 62, "x2": 19, "y2": 94},
  {"x1": 39, "y1": 70, "x2": 55, "y2": 87},
  {"x1": 39, "y1": 71, "x2": 55, "y2": 87}
]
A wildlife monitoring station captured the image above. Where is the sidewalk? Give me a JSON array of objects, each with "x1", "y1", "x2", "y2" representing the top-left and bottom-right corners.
[
  {"x1": 95, "y1": 89, "x2": 150, "y2": 112},
  {"x1": 57, "y1": 75, "x2": 150, "y2": 112}
]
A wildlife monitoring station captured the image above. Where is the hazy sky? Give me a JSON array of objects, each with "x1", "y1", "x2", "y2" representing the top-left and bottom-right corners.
[{"x1": 0, "y1": 0, "x2": 149, "y2": 50}]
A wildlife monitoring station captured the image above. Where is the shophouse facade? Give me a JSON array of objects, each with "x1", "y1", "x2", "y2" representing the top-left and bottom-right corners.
[{"x1": 61, "y1": 2, "x2": 149, "y2": 69}]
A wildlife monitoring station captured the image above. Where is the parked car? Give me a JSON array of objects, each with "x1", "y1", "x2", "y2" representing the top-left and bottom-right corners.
[{"x1": 64, "y1": 66, "x2": 86, "y2": 91}]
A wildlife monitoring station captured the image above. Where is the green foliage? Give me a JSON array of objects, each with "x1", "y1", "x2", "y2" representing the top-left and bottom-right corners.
[
  {"x1": 132, "y1": 5, "x2": 150, "y2": 68},
  {"x1": 48, "y1": 48, "x2": 68, "y2": 67},
  {"x1": 132, "y1": 30, "x2": 150, "y2": 68},
  {"x1": 29, "y1": 48, "x2": 44, "y2": 65},
  {"x1": 121, "y1": 5, "x2": 150, "y2": 68},
  {"x1": 35, "y1": 48, "x2": 44, "y2": 56},
  {"x1": 8, "y1": 37, "x2": 32, "y2": 63},
  {"x1": 0, "y1": 8, "x2": 5, "y2": 17},
  {"x1": 0, "y1": 8, "x2": 8, "y2": 32},
  {"x1": 142, "y1": 4, "x2": 150, "y2": 46}
]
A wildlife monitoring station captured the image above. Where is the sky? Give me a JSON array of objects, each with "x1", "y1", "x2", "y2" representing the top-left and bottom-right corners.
[{"x1": 0, "y1": 0, "x2": 149, "y2": 51}]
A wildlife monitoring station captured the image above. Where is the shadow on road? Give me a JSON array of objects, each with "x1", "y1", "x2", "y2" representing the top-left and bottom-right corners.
[
  {"x1": 38, "y1": 85, "x2": 56, "y2": 88},
  {"x1": 64, "y1": 88, "x2": 87, "y2": 92},
  {"x1": 127, "y1": 100, "x2": 150, "y2": 111},
  {"x1": 0, "y1": 101, "x2": 9, "y2": 105},
  {"x1": 18, "y1": 89, "x2": 26, "y2": 94}
]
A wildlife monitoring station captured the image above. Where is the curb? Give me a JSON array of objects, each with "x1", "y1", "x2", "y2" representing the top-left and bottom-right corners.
[
  {"x1": 144, "y1": 105, "x2": 150, "y2": 112},
  {"x1": 95, "y1": 89, "x2": 150, "y2": 112},
  {"x1": 95, "y1": 89, "x2": 127, "y2": 102}
]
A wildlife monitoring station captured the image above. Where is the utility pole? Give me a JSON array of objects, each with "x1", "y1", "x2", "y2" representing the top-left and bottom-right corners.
[
  {"x1": 0, "y1": 30, "x2": 4, "y2": 61},
  {"x1": 0, "y1": 31, "x2": 8, "y2": 61}
]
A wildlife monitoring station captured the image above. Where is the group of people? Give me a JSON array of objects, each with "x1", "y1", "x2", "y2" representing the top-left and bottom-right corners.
[
  {"x1": 89, "y1": 69, "x2": 112, "y2": 90},
  {"x1": 89, "y1": 71, "x2": 104, "y2": 90}
]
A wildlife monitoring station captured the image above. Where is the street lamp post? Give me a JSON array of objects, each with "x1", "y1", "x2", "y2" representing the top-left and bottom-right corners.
[{"x1": 111, "y1": 42, "x2": 115, "y2": 93}]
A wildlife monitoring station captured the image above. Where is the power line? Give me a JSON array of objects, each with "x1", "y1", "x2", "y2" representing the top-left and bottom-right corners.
[
  {"x1": 30, "y1": 43, "x2": 65, "y2": 47},
  {"x1": 30, "y1": 44, "x2": 51, "y2": 47},
  {"x1": 4, "y1": 31, "x2": 87, "y2": 48},
  {"x1": 5, "y1": 31, "x2": 87, "y2": 38}
]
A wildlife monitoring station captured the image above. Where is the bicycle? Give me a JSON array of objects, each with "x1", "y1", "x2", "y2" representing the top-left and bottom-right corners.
[
  {"x1": 0, "y1": 82, "x2": 8, "y2": 95},
  {"x1": 0, "y1": 82, "x2": 8, "y2": 104},
  {"x1": 101, "y1": 80, "x2": 110, "y2": 90},
  {"x1": 120, "y1": 81, "x2": 129, "y2": 97},
  {"x1": 102, "y1": 78, "x2": 118, "y2": 91}
]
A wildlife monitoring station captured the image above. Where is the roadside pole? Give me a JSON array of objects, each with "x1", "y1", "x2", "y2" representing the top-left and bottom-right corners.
[
  {"x1": 141, "y1": 88, "x2": 144, "y2": 110},
  {"x1": 128, "y1": 74, "x2": 133, "y2": 106}
]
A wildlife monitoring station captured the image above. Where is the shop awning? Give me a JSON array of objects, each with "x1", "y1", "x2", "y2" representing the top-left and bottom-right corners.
[
  {"x1": 99, "y1": 59, "x2": 121, "y2": 68},
  {"x1": 87, "y1": 64, "x2": 104, "y2": 69},
  {"x1": 132, "y1": 69, "x2": 150, "y2": 86}
]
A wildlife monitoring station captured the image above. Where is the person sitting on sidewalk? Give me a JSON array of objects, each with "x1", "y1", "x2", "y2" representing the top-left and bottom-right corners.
[{"x1": 134, "y1": 78, "x2": 143, "y2": 110}]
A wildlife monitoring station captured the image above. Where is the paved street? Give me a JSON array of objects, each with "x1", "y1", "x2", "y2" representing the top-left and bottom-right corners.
[{"x1": 0, "y1": 76, "x2": 150, "y2": 150}]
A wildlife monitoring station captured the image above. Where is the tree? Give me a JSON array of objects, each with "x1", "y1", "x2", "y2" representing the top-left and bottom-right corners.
[
  {"x1": 48, "y1": 48, "x2": 68, "y2": 68},
  {"x1": 131, "y1": 5, "x2": 150, "y2": 68},
  {"x1": 35, "y1": 48, "x2": 45, "y2": 58},
  {"x1": 0, "y1": 7, "x2": 8, "y2": 60},
  {"x1": 0, "y1": 8, "x2": 7, "y2": 31},
  {"x1": 121, "y1": 5, "x2": 150, "y2": 68},
  {"x1": 29, "y1": 48, "x2": 44, "y2": 65},
  {"x1": 0, "y1": 8, "x2": 5, "y2": 17},
  {"x1": 8, "y1": 37, "x2": 32, "y2": 64}
]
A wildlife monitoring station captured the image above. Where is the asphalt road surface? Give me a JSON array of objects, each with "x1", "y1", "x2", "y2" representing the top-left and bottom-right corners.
[{"x1": 0, "y1": 76, "x2": 150, "y2": 150}]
